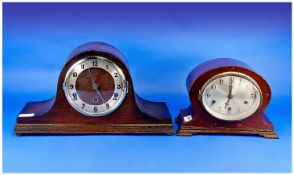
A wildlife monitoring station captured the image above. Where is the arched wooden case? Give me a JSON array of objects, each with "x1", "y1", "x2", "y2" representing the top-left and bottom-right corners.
[
  {"x1": 14, "y1": 42, "x2": 174, "y2": 135},
  {"x1": 176, "y1": 58, "x2": 278, "y2": 138}
]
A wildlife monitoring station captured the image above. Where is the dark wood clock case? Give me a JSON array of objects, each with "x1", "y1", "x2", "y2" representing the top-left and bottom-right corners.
[
  {"x1": 176, "y1": 58, "x2": 278, "y2": 138},
  {"x1": 14, "y1": 42, "x2": 174, "y2": 135}
]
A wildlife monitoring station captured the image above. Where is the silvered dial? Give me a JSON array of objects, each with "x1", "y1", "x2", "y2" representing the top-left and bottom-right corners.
[
  {"x1": 201, "y1": 72, "x2": 262, "y2": 121},
  {"x1": 63, "y1": 56, "x2": 127, "y2": 117}
]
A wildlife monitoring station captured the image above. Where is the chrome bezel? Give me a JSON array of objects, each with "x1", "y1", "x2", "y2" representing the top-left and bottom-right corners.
[
  {"x1": 199, "y1": 71, "x2": 263, "y2": 121},
  {"x1": 63, "y1": 56, "x2": 127, "y2": 117}
]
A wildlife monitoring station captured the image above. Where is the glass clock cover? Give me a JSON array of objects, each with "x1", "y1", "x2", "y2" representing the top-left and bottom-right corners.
[
  {"x1": 63, "y1": 56, "x2": 127, "y2": 117},
  {"x1": 201, "y1": 72, "x2": 262, "y2": 121}
]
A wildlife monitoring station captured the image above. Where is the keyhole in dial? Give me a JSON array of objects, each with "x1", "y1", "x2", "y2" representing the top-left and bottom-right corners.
[{"x1": 93, "y1": 97, "x2": 99, "y2": 103}]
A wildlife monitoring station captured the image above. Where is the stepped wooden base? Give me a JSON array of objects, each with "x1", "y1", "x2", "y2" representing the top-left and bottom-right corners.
[
  {"x1": 15, "y1": 123, "x2": 174, "y2": 135},
  {"x1": 177, "y1": 126, "x2": 278, "y2": 139},
  {"x1": 15, "y1": 94, "x2": 174, "y2": 136}
]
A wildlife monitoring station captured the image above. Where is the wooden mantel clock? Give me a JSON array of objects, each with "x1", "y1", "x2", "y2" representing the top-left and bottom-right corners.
[
  {"x1": 176, "y1": 58, "x2": 278, "y2": 139},
  {"x1": 14, "y1": 42, "x2": 173, "y2": 135}
]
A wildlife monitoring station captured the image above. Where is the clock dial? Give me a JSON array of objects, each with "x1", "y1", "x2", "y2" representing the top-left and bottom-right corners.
[
  {"x1": 201, "y1": 72, "x2": 262, "y2": 121},
  {"x1": 63, "y1": 56, "x2": 127, "y2": 117}
]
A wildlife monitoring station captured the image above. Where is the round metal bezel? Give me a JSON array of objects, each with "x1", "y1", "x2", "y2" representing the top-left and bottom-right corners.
[
  {"x1": 199, "y1": 71, "x2": 263, "y2": 121},
  {"x1": 63, "y1": 56, "x2": 127, "y2": 117}
]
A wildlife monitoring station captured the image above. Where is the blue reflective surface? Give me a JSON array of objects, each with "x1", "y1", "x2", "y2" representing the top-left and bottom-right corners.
[{"x1": 3, "y1": 3, "x2": 292, "y2": 172}]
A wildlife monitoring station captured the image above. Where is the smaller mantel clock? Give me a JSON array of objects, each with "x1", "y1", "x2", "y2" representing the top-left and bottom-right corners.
[
  {"x1": 14, "y1": 42, "x2": 174, "y2": 135},
  {"x1": 176, "y1": 58, "x2": 277, "y2": 138}
]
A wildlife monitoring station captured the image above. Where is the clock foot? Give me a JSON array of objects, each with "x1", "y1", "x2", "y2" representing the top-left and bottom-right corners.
[
  {"x1": 177, "y1": 131, "x2": 193, "y2": 136},
  {"x1": 261, "y1": 133, "x2": 279, "y2": 139},
  {"x1": 177, "y1": 126, "x2": 278, "y2": 139}
]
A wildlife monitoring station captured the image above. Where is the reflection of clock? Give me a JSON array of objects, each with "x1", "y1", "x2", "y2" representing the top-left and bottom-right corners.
[
  {"x1": 14, "y1": 42, "x2": 173, "y2": 135},
  {"x1": 63, "y1": 56, "x2": 127, "y2": 117},
  {"x1": 176, "y1": 58, "x2": 278, "y2": 138}
]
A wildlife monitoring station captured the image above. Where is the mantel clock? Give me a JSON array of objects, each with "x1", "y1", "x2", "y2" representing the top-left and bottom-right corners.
[
  {"x1": 176, "y1": 58, "x2": 277, "y2": 138},
  {"x1": 14, "y1": 42, "x2": 174, "y2": 135}
]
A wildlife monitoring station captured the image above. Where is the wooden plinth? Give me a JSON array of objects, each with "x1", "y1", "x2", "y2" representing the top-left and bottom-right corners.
[
  {"x1": 177, "y1": 125, "x2": 278, "y2": 138},
  {"x1": 15, "y1": 123, "x2": 174, "y2": 135}
]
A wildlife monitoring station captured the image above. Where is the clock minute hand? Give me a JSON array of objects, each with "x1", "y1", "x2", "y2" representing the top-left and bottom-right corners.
[
  {"x1": 87, "y1": 69, "x2": 106, "y2": 103},
  {"x1": 225, "y1": 82, "x2": 233, "y2": 109},
  {"x1": 94, "y1": 87, "x2": 106, "y2": 103}
]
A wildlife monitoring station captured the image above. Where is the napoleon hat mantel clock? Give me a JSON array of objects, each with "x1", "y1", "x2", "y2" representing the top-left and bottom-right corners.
[
  {"x1": 14, "y1": 42, "x2": 174, "y2": 135},
  {"x1": 176, "y1": 58, "x2": 278, "y2": 138}
]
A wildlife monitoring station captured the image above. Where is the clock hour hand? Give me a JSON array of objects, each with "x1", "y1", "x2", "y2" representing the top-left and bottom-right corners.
[
  {"x1": 87, "y1": 69, "x2": 106, "y2": 103},
  {"x1": 224, "y1": 99, "x2": 230, "y2": 109}
]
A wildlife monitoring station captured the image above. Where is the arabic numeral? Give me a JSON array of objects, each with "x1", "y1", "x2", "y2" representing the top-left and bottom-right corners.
[
  {"x1": 113, "y1": 93, "x2": 118, "y2": 100},
  {"x1": 106, "y1": 103, "x2": 110, "y2": 109},
  {"x1": 114, "y1": 72, "x2": 118, "y2": 77},
  {"x1": 73, "y1": 72, "x2": 77, "y2": 77},
  {"x1": 237, "y1": 107, "x2": 240, "y2": 112},
  {"x1": 72, "y1": 93, "x2": 77, "y2": 100},
  {"x1": 220, "y1": 79, "x2": 224, "y2": 85},
  {"x1": 70, "y1": 84, "x2": 74, "y2": 89},
  {"x1": 229, "y1": 77, "x2": 234, "y2": 85},
  {"x1": 250, "y1": 93, "x2": 256, "y2": 99},
  {"x1": 94, "y1": 107, "x2": 97, "y2": 112},
  {"x1": 93, "y1": 61, "x2": 98, "y2": 66},
  {"x1": 210, "y1": 100, "x2": 216, "y2": 106}
]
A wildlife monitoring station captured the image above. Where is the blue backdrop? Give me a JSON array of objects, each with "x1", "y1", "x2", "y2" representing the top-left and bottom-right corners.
[{"x1": 3, "y1": 2, "x2": 292, "y2": 173}]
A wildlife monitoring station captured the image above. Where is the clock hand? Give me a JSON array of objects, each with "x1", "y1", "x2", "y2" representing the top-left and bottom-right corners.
[
  {"x1": 224, "y1": 98, "x2": 230, "y2": 109},
  {"x1": 94, "y1": 87, "x2": 106, "y2": 103},
  {"x1": 87, "y1": 69, "x2": 106, "y2": 103},
  {"x1": 225, "y1": 80, "x2": 233, "y2": 109}
]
